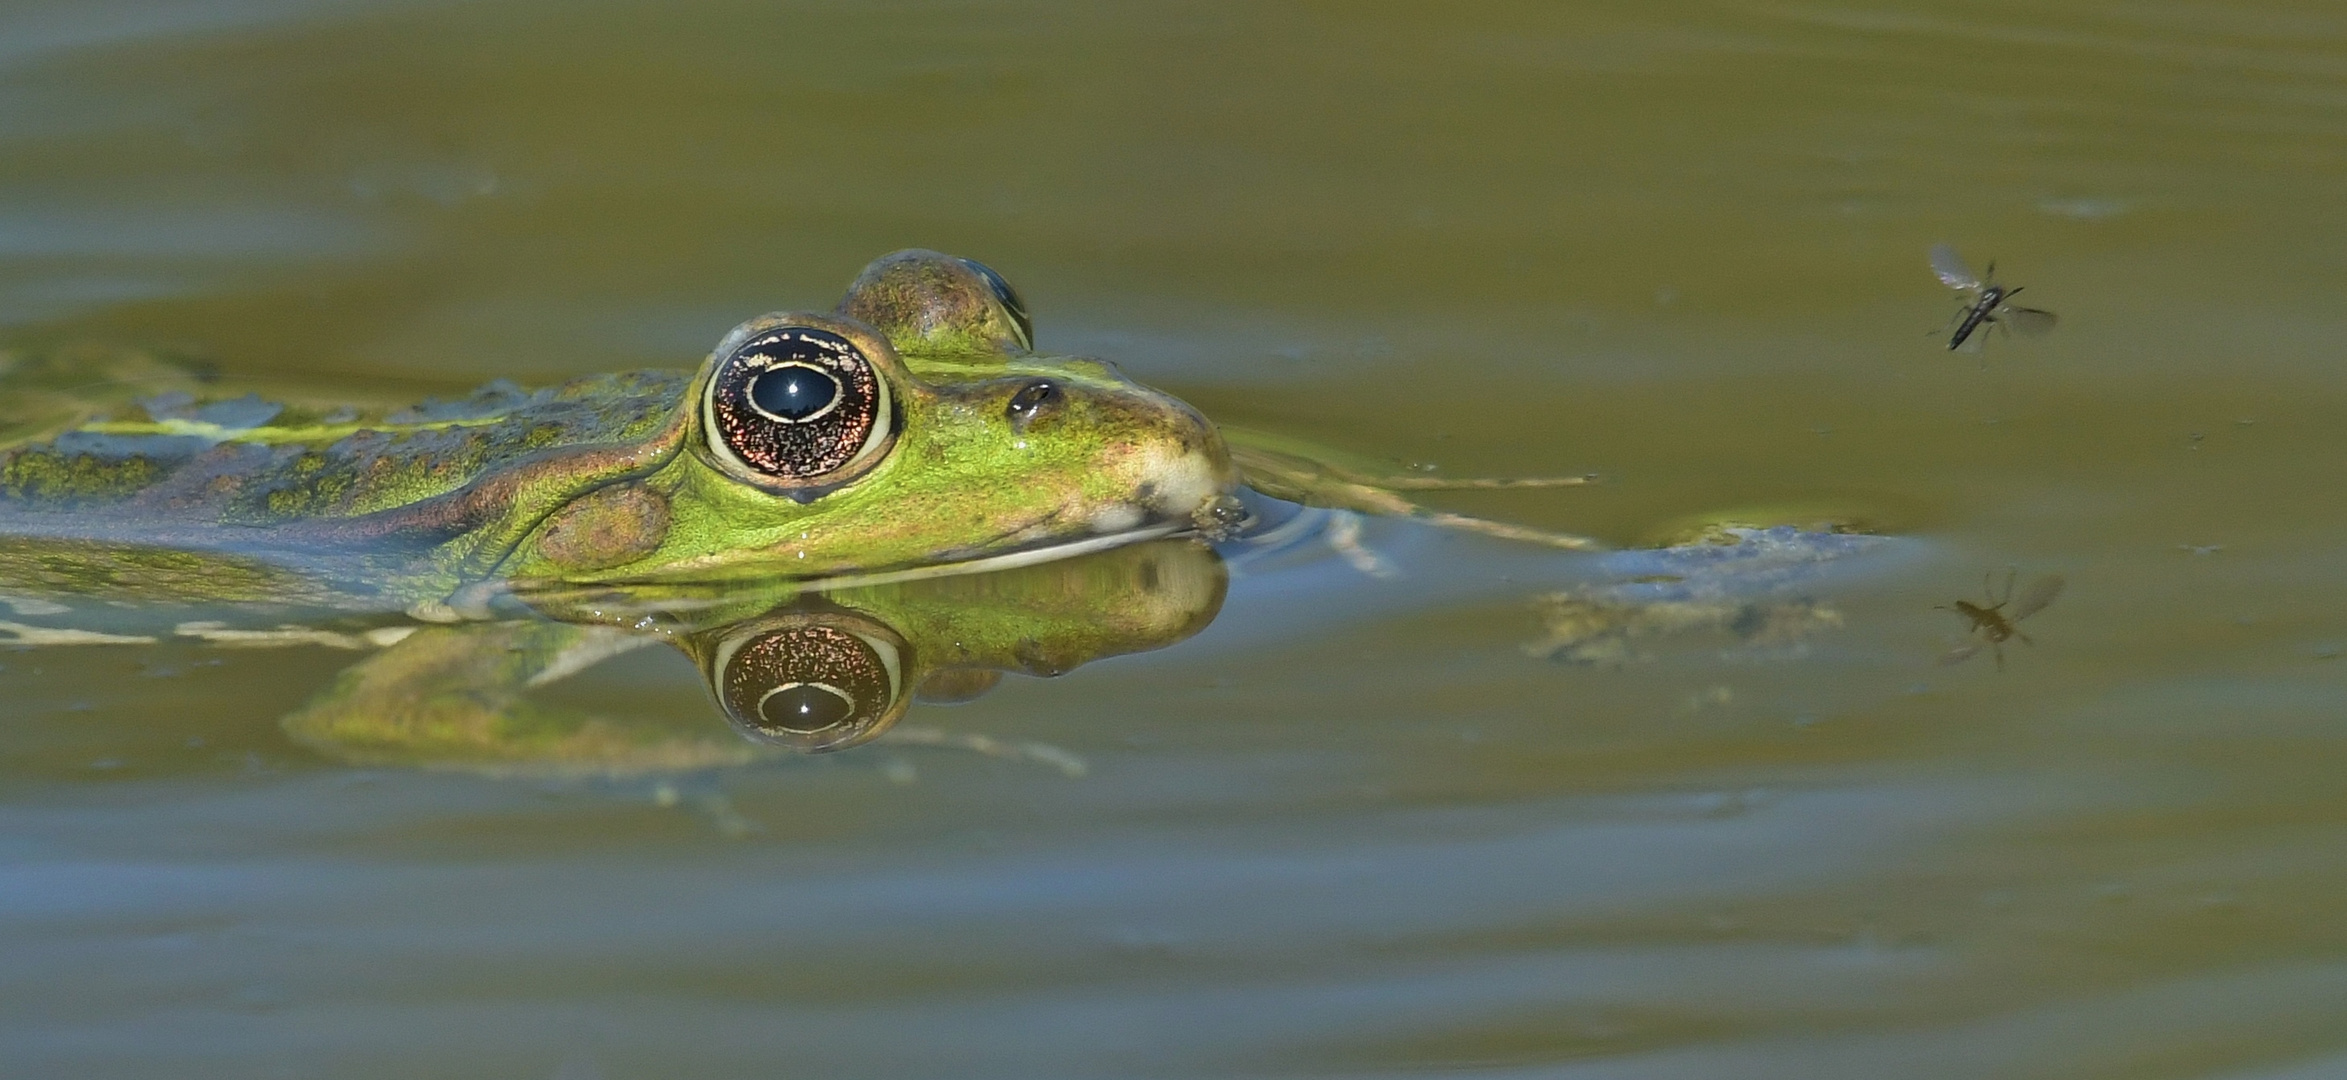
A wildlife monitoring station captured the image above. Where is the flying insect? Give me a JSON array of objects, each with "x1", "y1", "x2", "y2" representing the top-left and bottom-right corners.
[
  {"x1": 1940, "y1": 570, "x2": 2064, "y2": 669},
  {"x1": 1930, "y1": 244, "x2": 2058, "y2": 351}
]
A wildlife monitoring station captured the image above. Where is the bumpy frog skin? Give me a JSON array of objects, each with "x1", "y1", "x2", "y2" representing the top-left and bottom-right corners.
[{"x1": 0, "y1": 250, "x2": 1241, "y2": 612}]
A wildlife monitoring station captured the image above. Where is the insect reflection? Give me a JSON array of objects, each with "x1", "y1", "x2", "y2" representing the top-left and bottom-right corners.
[
  {"x1": 1939, "y1": 570, "x2": 2064, "y2": 668},
  {"x1": 1930, "y1": 244, "x2": 2058, "y2": 351}
]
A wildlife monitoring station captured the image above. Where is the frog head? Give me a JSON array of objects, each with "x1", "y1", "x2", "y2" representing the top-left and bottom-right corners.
[{"x1": 505, "y1": 251, "x2": 1241, "y2": 584}]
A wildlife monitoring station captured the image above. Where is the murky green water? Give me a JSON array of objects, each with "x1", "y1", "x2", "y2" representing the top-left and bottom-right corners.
[{"x1": 7, "y1": 2, "x2": 2347, "y2": 1076}]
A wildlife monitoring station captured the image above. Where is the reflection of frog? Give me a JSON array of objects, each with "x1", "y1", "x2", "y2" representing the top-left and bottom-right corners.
[
  {"x1": 0, "y1": 250, "x2": 1243, "y2": 617},
  {"x1": 279, "y1": 536, "x2": 1225, "y2": 772}
]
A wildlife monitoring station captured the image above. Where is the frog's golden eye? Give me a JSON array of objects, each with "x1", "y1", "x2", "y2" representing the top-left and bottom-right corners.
[
  {"x1": 703, "y1": 324, "x2": 895, "y2": 489},
  {"x1": 708, "y1": 616, "x2": 906, "y2": 752}
]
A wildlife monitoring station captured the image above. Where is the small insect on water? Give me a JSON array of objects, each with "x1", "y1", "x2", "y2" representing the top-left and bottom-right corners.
[
  {"x1": 1930, "y1": 244, "x2": 2058, "y2": 351},
  {"x1": 1939, "y1": 570, "x2": 2065, "y2": 669}
]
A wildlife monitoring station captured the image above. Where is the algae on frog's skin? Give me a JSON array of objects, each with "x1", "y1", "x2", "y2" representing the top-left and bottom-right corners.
[
  {"x1": 0, "y1": 447, "x2": 166, "y2": 504},
  {"x1": 0, "y1": 536, "x2": 345, "y2": 606}
]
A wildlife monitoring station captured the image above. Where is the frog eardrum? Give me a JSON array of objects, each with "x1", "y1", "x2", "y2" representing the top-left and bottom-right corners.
[{"x1": 701, "y1": 320, "x2": 898, "y2": 490}]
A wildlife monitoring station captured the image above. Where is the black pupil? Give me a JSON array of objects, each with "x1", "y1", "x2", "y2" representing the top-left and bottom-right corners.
[
  {"x1": 748, "y1": 365, "x2": 839, "y2": 421},
  {"x1": 762, "y1": 684, "x2": 854, "y2": 732}
]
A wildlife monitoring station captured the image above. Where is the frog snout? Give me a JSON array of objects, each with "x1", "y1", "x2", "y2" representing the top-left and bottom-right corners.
[{"x1": 1085, "y1": 397, "x2": 1240, "y2": 537}]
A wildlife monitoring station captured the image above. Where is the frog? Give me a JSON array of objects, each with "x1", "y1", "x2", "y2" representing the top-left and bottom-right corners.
[
  {"x1": 0, "y1": 252, "x2": 1384, "y2": 766},
  {"x1": 0, "y1": 248, "x2": 1729, "y2": 771},
  {"x1": 0, "y1": 250, "x2": 1247, "y2": 619}
]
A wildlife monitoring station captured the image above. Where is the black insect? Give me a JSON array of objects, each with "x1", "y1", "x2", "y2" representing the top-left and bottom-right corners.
[
  {"x1": 1930, "y1": 244, "x2": 2058, "y2": 351},
  {"x1": 1940, "y1": 570, "x2": 2065, "y2": 669}
]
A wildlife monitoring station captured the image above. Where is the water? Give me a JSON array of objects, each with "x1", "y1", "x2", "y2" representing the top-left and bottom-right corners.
[{"x1": 7, "y1": 1, "x2": 2347, "y2": 1075}]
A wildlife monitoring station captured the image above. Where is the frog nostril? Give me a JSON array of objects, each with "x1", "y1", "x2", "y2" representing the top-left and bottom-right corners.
[{"x1": 1006, "y1": 379, "x2": 1063, "y2": 431}]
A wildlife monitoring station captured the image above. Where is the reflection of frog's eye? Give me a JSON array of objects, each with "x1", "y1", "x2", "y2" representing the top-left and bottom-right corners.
[
  {"x1": 958, "y1": 257, "x2": 1033, "y2": 351},
  {"x1": 704, "y1": 325, "x2": 894, "y2": 488},
  {"x1": 709, "y1": 618, "x2": 906, "y2": 752},
  {"x1": 758, "y1": 682, "x2": 856, "y2": 731}
]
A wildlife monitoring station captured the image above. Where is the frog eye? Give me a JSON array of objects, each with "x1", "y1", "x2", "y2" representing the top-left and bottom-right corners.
[
  {"x1": 957, "y1": 257, "x2": 1033, "y2": 351},
  {"x1": 708, "y1": 616, "x2": 907, "y2": 752},
  {"x1": 703, "y1": 324, "x2": 895, "y2": 488}
]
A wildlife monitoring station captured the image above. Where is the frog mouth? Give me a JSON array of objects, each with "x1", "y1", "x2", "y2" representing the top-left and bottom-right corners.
[
  {"x1": 940, "y1": 504, "x2": 1174, "y2": 562},
  {"x1": 785, "y1": 502, "x2": 1191, "y2": 591},
  {"x1": 763, "y1": 519, "x2": 1194, "y2": 593},
  {"x1": 796, "y1": 433, "x2": 1237, "y2": 585}
]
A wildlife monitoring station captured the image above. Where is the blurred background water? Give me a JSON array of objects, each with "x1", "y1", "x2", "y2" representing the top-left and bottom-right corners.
[{"x1": 5, "y1": 1, "x2": 2347, "y2": 1076}]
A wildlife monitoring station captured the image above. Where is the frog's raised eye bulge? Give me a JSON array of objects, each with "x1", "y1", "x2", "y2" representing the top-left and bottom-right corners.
[
  {"x1": 958, "y1": 257, "x2": 1033, "y2": 350},
  {"x1": 703, "y1": 325, "x2": 894, "y2": 487}
]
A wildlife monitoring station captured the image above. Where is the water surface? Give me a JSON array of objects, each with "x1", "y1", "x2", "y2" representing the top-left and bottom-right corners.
[{"x1": 6, "y1": 2, "x2": 2347, "y2": 1076}]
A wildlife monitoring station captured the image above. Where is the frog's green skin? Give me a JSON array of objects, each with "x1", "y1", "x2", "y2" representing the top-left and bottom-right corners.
[
  {"x1": 280, "y1": 535, "x2": 1227, "y2": 770},
  {"x1": 0, "y1": 250, "x2": 1240, "y2": 612}
]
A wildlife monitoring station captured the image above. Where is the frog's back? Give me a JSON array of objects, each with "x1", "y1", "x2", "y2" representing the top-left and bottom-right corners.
[{"x1": 0, "y1": 347, "x2": 690, "y2": 602}]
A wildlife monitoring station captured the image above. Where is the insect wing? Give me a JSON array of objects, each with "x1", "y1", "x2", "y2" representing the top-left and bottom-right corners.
[
  {"x1": 2001, "y1": 305, "x2": 2058, "y2": 337},
  {"x1": 2009, "y1": 574, "x2": 2065, "y2": 622},
  {"x1": 1929, "y1": 244, "x2": 1981, "y2": 290},
  {"x1": 1940, "y1": 642, "x2": 1983, "y2": 666}
]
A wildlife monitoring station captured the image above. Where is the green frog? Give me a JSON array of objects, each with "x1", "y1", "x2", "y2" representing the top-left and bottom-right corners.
[
  {"x1": 0, "y1": 250, "x2": 1611, "y2": 766},
  {"x1": 0, "y1": 250, "x2": 1887, "y2": 776},
  {"x1": 0, "y1": 250, "x2": 1250, "y2": 619}
]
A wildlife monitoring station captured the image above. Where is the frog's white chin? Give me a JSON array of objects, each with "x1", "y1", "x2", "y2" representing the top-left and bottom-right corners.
[
  {"x1": 1128, "y1": 443, "x2": 1237, "y2": 526},
  {"x1": 1087, "y1": 502, "x2": 1148, "y2": 535}
]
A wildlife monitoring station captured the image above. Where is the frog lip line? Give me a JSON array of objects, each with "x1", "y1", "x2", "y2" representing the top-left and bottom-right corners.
[
  {"x1": 572, "y1": 517, "x2": 1191, "y2": 592},
  {"x1": 881, "y1": 499, "x2": 1175, "y2": 561},
  {"x1": 768, "y1": 524, "x2": 1191, "y2": 592},
  {"x1": 582, "y1": 496, "x2": 1182, "y2": 582}
]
